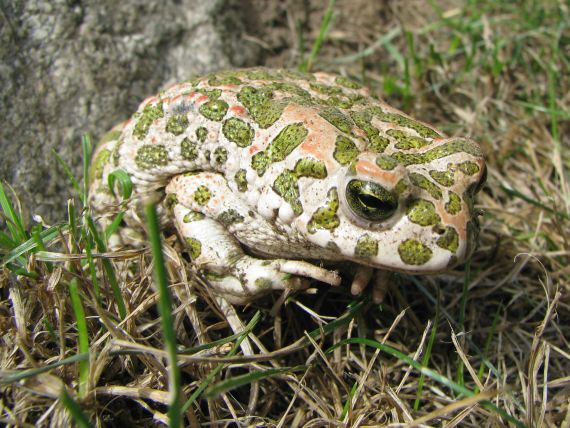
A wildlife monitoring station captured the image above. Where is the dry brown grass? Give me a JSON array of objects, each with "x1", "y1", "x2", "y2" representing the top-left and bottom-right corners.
[{"x1": 1, "y1": 1, "x2": 569, "y2": 426}]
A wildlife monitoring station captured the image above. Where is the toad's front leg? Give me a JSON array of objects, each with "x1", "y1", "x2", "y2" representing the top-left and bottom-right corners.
[{"x1": 165, "y1": 172, "x2": 340, "y2": 304}]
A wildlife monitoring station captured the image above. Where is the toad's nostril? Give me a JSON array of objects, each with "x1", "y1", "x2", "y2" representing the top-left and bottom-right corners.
[{"x1": 433, "y1": 225, "x2": 446, "y2": 235}]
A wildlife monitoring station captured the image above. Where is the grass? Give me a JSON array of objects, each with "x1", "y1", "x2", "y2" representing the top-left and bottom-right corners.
[{"x1": 1, "y1": 0, "x2": 569, "y2": 426}]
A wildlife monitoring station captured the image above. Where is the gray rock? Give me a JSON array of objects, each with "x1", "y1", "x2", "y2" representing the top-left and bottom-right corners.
[{"x1": 0, "y1": 0, "x2": 261, "y2": 223}]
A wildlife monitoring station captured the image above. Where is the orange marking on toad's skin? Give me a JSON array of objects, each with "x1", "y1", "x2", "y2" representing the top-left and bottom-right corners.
[
  {"x1": 299, "y1": 134, "x2": 329, "y2": 162},
  {"x1": 353, "y1": 128, "x2": 367, "y2": 139},
  {"x1": 229, "y1": 105, "x2": 247, "y2": 116},
  {"x1": 355, "y1": 160, "x2": 400, "y2": 186},
  {"x1": 169, "y1": 94, "x2": 183, "y2": 104},
  {"x1": 249, "y1": 145, "x2": 260, "y2": 155},
  {"x1": 142, "y1": 96, "x2": 157, "y2": 107},
  {"x1": 167, "y1": 82, "x2": 191, "y2": 92},
  {"x1": 184, "y1": 91, "x2": 200, "y2": 101},
  {"x1": 196, "y1": 95, "x2": 210, "y2": 104},
  {"x1": 281, "y1": 103, "x2": 319, "y2": 123}
]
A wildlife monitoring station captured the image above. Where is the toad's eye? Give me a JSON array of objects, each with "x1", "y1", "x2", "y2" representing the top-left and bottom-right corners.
[{"x1": 345, "y1": 179, "x2": 398, "y2": 222}]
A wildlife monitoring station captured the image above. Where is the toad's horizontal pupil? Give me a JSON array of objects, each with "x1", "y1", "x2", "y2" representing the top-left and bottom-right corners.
[{"x1": 358, "y1": 193, "x2": 394, "y2": 210}]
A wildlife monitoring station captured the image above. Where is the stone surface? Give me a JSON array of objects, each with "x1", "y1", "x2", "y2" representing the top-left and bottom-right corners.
[{"x1": 0, "y1": 0, "x2": 263, "y2": 222}]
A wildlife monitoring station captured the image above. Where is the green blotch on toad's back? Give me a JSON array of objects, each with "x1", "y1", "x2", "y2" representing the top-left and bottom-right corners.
[
  {"x1": 164, "y1": 193, "x2": 178, "y2": 210},
  {"x1": 214, "y1": 147, "x2": 228, "y2": 164},
  {"x1": 135, "y1": 144, "x2": 169, "y2": 170},
  {"x1": 165, "y1": 114, "x2": 189, "y2": 135},
  {"x1": 217, "y1": 209, "x2": 245, "y2": 227},
  {"x1": 272, "y1": 170, "x2": 302, "y2": 215},
  {"x1": 355, "y1": 234, "x2": 379, "y2": 258},
  {"x1": 457, "y1": 161, "x2": 480, "y2": 175},
  {"x1": 350, "y1": 109, "x2": 390, "y2": 153},
  {"x1": 318, "y1": 107, "x2": 354, "y2": 134},
  {"x1": 133, "y1": 102, "x2": 164, "y2": 140},
  {"x1": 197, "y1": 88, "x2": 222, "y2": 99},
  {"x1": 310, "y1": 82, "x2": 344, "y2": 96},
  {"x1": 375, "y1": 154, "x2": 399, "y2": 170},
  {"x1": 325, "y1": 95, "x2": 354, "y2": 109},
  {"x1": 409, "y1": 173, "x2": 443, "y2": 199},
  {"x1": 196, "y1": 127, "x2": 208, "y2": 142},
  {"x1": 193, "y1": 186, "x2": 211, "y2": 206},
  {"x1": 272, "y1": 158, "x2": 328, "y2": 215},
  {"x1": 245, "y1": 69, "x2": 276, "y2": 81},
  {"x1": 208, "y1": 73, "x2": 243, "y2": 86},
  {"x1": 235, "y1": 169, "x2": 248, "y2": 192},
  {"x1": 335, "y1": 75, "x2": 362, "y2": 89},
  {"x1": 293, "y1": 158, "x2": 327, "y2": 178},
  {"x1": 181, "y1": 138, "x2": 198, "y2": 161},
  {"x1": 185, "y1": 237, "x2": 202, "y2": 259},
  {"x1": 374, "y1": 109, "x2": 441, "y2": 139},
  {"x1": 445, "y1": 192, "x2": 462, "y2": 215},
  {"x1": 199, "y1": 99, "x2": 229, "y2": 122},
  {"x1": 183, "y1": 211, "x2": 205, "y2": 223},
  {"x1": 308, "y1": 188, "x2": 340, "y2": 234},
  {"x1": 251, "y1": 123, "x2": 309, "y2": 175},
  {"x1": 392, "y1": 139, "x2": 483, "y2": 166},
  {"x1": 430, "y1": 169, "x2": 455, "y2": 186},
  {"x1": 407, "y1": 199, "x2": 441, "y2": 226},
  {"x1": 388, "y1": 129, "x2": 431, "y2": 150},
  {"x1": 437, "y1": 226, "x2": 459, "y2": 253},
  {"x1": 222, "y1": 117, "x2": 254, "y2": 147},
  {"x1": 333, "y1": 135, "x2": 359, "y2": 166},
  {"x1": 398, "y1": 239, "x2": 433, "y2": 265},
  {"x1": 237, "y1": 86, "x2": 285, "y2": 129},
  {"x1": 90, "y1": 149, "x2": 111, "y2": 183}
]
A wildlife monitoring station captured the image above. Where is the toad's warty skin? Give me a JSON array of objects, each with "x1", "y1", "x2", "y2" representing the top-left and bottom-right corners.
[{"x1": 89, "y1": 68, "x2": 486, "y2": 303}]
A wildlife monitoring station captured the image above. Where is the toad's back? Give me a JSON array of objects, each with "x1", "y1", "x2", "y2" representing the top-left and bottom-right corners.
[{"x1": 89, "y1": 68, "x2": 486, "y2": 303}]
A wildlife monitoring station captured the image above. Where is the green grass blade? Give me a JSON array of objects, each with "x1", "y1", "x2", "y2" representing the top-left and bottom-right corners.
[
  {"x1": 86, "y1": 216, "x2": 127, "y2": 319},
  {"x1": 306, "y1": 299, "x2": 366, "y2": 340},
  {"x1": 296, "y1": 18, "x2": 306, "y2": 70},
  {"x1": 60, "y1": 388, "x2": 94, "y2": 428},
  {"x1": 0, "y1": 353, "x2": 89, "y2": 385},
  {"x1": 331, "y1": 27, "x2": 400, "y2": 64},
  {"x1": 5, "y1": 262, "x2": 36, "y2": 278},
  {"x1": 82, "y1": 135, "x2": 93, "y2": 204},
  {"x1": 0, "y1": 230, "x2": 17, "y2": 249},
  {"x1": 144, "y1": 203, "x2": 181, "y2": 428},
  {"x1": 340, "y1": 381, "x2": 358, "y2": 421},
  {"x1": 67, "y1": 279, "x2": 89, "y2": 398},
  {"x1": 31, "y1": 224, "x2": 53, "y2": 273},
  {"x1": 0, "y1": 181, "x2": 27, "y2": 243},
  {"x1": 104, "y1": 212, "x2": 125, "y2": 240},
  {"x1": 53, "y1": 150, "x2": 83, "y2": 205},
  {"x1": 300, "y1": 0, "x2": 336, "y2": 72},
  {"x1": 500, "y1": 185, "x2": 570, "y2": 220},
  {"x1": 81, "y1": 220, "x2": 100, "y2": 300},
  {"x1": 67, "y1": 199, "x2": 79, "y2": 256},
  {"x1": 206, "y1": 365, "x2": 306, "y2": 398},
  {"x1": 108, "y1": 169, "x2": 133, "y2": 200},
  {"x1": 2, "y1": 224, "x2": 68, "y2": 267}
]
